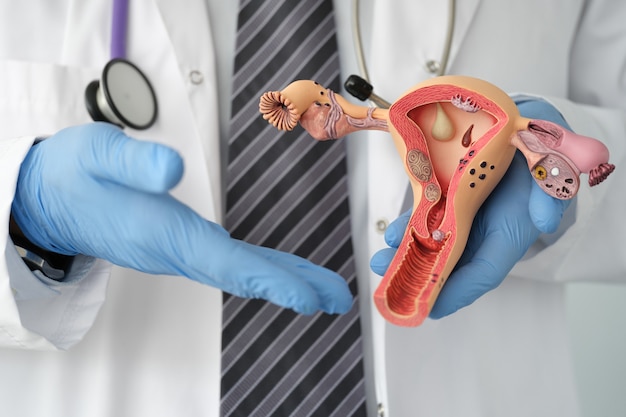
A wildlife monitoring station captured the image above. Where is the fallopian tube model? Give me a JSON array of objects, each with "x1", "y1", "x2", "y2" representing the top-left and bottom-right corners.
[{"x1": 259, "y1": 76, "x2": 615, "y2": 326}]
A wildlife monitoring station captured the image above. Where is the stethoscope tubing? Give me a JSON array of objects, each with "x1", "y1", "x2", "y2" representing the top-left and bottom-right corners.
[
  {"x1": 111, "y1": 0, "x2": 129, "y2": 59},
  {"x1": 350, "y1": 0, "x2": 456, "y2": 106}
]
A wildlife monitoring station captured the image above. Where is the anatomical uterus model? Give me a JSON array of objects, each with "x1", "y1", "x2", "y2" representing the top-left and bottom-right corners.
[{"x1": 259, "y1": 76, "x2": 614, "y2": 326}]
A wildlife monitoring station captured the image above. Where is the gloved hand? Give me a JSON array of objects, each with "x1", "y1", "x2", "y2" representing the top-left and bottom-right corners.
[
  {"x1": 11, "y1": 123, "x2": 352, "y2": 315},
  {"x1": 370, "y1": 99, "x2": 572, "y2": 319}
]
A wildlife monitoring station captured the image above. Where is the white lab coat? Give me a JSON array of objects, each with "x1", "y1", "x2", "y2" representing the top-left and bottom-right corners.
[{"x1": 1, "y1": 1, "x2": 625, "y2": 416}]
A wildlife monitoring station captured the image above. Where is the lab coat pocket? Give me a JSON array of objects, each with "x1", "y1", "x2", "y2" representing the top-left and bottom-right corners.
[{"x1": 0, "y1": 60, "x2": 100, "y2": 139}]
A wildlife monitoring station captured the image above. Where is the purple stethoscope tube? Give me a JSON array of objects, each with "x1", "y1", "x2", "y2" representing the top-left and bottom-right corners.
[{"x1": 110, "y1": 0, "x2": 129, "y2": 59}]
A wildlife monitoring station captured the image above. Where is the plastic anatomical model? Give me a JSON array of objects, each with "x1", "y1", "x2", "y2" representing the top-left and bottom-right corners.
[{"x1": 259, "y1": 75, "x2": 615, "y2": 326}]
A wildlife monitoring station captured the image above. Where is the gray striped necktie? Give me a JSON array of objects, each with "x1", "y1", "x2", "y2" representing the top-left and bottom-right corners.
[{"x1": 221, "y1": 1, "x2": 366, "y2": 416}]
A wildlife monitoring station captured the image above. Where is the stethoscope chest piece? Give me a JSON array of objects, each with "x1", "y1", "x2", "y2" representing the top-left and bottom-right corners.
[{"x1": 85, "y1": 58, "x2": 157, "y2": 130}]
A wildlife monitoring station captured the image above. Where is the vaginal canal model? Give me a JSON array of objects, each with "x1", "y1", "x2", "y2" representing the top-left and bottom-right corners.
[{"x1": 258, "y1": 75, "x2": 615, "y2": 327}]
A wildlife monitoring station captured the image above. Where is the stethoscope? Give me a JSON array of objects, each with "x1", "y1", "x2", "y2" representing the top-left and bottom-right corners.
[
  {"x1": 344, "y1": 0, "x2": 456, "y2": 109},
  {"x1": 84, "y1": 0, "x2": 454, "y2": 127},
  {"x1": 84, "y1": 0, "x2": 158, "y2": 130}
]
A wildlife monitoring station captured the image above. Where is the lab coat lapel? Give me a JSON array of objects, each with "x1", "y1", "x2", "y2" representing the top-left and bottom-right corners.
[
  {"x1": 152, "y1": 0, "x2": 214, "y2": 68},
  {"x1": 446, "y1": 0, "x2": 483, "y2": 72},
  {"x1": 150, "y1": 0, "x2": 223, "y2": 222}
]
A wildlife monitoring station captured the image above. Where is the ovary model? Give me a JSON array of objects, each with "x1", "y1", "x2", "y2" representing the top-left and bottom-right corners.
[{"x1": 259, "y1": 76, "x2": 615, "y2": 326}]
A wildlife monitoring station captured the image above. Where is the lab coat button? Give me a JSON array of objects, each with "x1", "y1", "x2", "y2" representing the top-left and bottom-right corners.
[
  {"x1": 375, "y1": 218, "x2": 388, "y2": 233},
  {"x1": 377, "y1": 402, "x2": 385, "y2": 417},
  {"x1": 425, "y1": 59, "x2": 441, "y2": 74},
  {"x1": 189, "y1": 70, "x2": 204, "y2": 85}
]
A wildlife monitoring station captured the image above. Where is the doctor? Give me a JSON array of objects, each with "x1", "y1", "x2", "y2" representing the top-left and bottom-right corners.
[
  {"x1": 340, "y1": 0, "x2": 625, "y2": 415},
  {"x1": 1, "y1": 1, "x2": 625, "y2": 417}
]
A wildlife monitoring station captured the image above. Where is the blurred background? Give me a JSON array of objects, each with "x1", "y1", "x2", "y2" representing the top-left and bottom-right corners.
[{"x1": 567, "y1": 283, "x2": 626, "y2": 417}]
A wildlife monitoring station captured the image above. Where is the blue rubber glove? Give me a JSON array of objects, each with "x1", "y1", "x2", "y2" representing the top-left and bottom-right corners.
[
  {"x1": 371, "y1": 99, "x2": 572, "y2": 319},
  {"x1": 11, "y1": 123, "x2": 352, "y2": 315}
]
